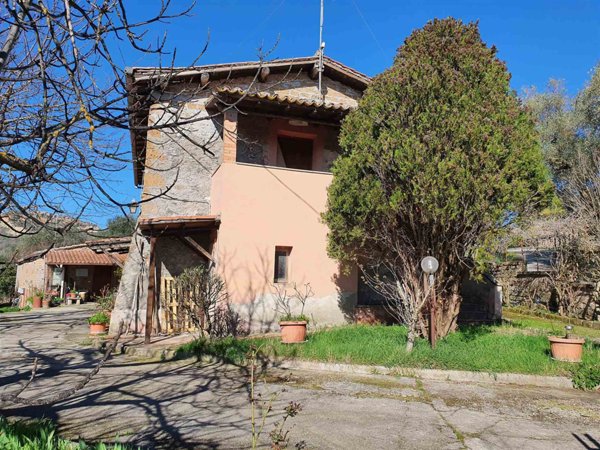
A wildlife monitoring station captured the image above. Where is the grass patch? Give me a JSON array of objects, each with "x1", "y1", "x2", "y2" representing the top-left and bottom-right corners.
[
  {"x1": 254, "y1": 324, "x2": 598, "y2": 377},
  {"x1": 174, "y1": 336, "x2": 252, "y2": 365},
  {"x1": 0, "y1": 416, "x2": 134, "y2": 449},
  {"x1": 504, "y1": 310, "x2": 600, "y2": 339},
  {"x1": 0, "y1": 305, "x2": 29, "y2": 314},
  {"x1": 176, "y1": 321, "x2": 600, "y2": 389}
]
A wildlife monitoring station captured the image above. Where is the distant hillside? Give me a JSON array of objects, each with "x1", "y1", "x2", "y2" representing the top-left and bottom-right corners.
[{"x1": 0, "y1": 212, "x2": 98, "y2": 261}]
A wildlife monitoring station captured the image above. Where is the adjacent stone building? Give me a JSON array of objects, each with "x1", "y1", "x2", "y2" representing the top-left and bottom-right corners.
[{"x1": 15, "y1": 237, "x2": 129, "y2": 305}]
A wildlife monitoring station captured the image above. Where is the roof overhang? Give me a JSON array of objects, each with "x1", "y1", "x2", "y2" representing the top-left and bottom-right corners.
[
  {"x1": 206, "y1": 86, "x2": 351, "y2": 124},
  {"x1": 126, "y1": 56, "x2": 371, "y2": 186},
  {"x1": 18, "y1": 237, "x2": 131, "y2": 266},
  {"x1": 138, "y1": 215, "x2": 220, "y2": 236}
]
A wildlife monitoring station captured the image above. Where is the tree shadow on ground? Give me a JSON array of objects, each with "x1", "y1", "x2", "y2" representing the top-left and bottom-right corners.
[
  {"x1": 455, "y1": 324, "x2": 495, "y2": 342},
  {"x1": 571, "y1": 432, "x2": 600, "y2": 450},
  {"x1": 0, "y1": 353, "x2": 260, "y2": 449}
]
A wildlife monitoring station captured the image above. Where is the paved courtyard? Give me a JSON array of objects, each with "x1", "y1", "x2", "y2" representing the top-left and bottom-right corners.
[{"x1": 1, "y1": 307, "x2": 599, "y2": 449}]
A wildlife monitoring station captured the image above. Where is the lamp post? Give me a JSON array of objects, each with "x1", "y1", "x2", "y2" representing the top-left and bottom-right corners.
[
  {"x1": 129, "y1": 199, "x2": 138, "y2": 216},
  {"x1": 421, "y1": 256, "x2": 439, "y2": 348}
]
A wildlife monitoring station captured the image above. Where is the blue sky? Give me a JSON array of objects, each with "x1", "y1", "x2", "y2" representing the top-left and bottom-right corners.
[{"x1": 100, "y1": 0, "x2": 600, "y2": 225}]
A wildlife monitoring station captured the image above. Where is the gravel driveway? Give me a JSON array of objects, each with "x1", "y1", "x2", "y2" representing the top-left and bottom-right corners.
[{"x1": 1, "y1": 307, "x2": 599, "y2": 449}]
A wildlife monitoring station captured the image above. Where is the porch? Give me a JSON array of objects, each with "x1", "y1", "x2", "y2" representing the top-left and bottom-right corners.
[{"x1": 139, "y1": 215, "x2": 220, "y2": 343}]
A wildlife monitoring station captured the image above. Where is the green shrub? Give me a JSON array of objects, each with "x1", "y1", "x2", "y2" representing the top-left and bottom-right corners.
[
  {"x1": 0, "y1": 416, "x2": 133, "y2": 449},
  {"x1": 88, "y1": 312, "x2": 110, "y2": 325},
  {"x1": 1, "y1": 302, "x2": 33, "y2": 313},
  {"x1": 95, "y1": 293, "x2": 115, "y2": 312},
  {"x1": 571, "y1": 352, "x2": 600, "y2": 390}
]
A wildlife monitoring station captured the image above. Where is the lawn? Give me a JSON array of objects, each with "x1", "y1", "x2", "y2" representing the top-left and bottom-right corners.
[
  {"x1": 176, "y1": 314, "x2": 600, "y2": 389},
  {"x1": 504, "y1": 309, "x2": 600, "y2": 339},
  {"x1": 253, "y1": 324, "x2": 600, "y2": 377}
]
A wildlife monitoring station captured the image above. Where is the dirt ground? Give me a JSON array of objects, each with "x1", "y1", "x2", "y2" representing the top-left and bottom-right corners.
[{"x1": 1, "y1": 306, "x2": 599, "y2": 449}]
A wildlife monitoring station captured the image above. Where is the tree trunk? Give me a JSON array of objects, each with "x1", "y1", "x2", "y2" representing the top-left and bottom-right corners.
[
  {"x1": 436, "y1": 282, "x2": 462, "y2": 338},
  {"x1": 406, "y1": 329, "x2": 415, "y2": 353}
]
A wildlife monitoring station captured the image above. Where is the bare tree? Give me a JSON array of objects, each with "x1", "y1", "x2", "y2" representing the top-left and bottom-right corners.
[
  {"x1": 514, "y1": 212, "x2": 599, "y2": 318},
  {"x1": 271, "y1": 281, "x2": 313, "y2": 321},
  {"x1": 360, "y1": 238, "x2": 431, "y2": 352},
  {"x1": 0, "y1": 0, "x2": 215, "y2": 239},
  {"x1": 563, "y1": 150, "x2": 600, "y2": 239},
  {"x1": 168, "y1": 265, "x2": 229, "y2": 338}
]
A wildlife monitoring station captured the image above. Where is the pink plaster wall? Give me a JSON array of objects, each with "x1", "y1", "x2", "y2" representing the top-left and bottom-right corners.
[{"x1": 210, "y1": 162, "x2": 357, "y2": 306}]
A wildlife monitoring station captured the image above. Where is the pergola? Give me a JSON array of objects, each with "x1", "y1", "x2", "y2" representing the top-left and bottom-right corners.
[{"x1": 138, "y1": 215, "x2": 221, "y2": 343}]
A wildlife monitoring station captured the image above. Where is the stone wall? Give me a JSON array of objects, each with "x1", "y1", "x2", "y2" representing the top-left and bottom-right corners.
[
  {"x1": 237, "y1": 116, "x2": 270, "y2": 165},
  {"x1": 493, "y1": 263, "x2": 599, "y2": 321},
  {"x1": 141, "y1": 94, "x2": 223, "y2": 218},
  {"x1": 110, "y1": 231, "x2": 149, "y2": 334},
  {"x1": 15, "y1": 257, "x2": 45, "y2": 306}
]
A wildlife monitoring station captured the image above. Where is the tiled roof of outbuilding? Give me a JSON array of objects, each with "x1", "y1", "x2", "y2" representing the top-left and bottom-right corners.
[
  {"x1": 17, "y1": 236, "x2": 131, "y2": 266},
  {"x1": 45, "y1": 247, "x2": 128, "y2": 266}
]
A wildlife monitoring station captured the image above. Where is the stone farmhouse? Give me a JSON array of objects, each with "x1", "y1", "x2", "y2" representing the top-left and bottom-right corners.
[
  {"x1": 110, "y1": 55, "x2": 500, "y2": 338},
  {"x1": 15, "y1": 237, "x2": 130, "y2": 305}
]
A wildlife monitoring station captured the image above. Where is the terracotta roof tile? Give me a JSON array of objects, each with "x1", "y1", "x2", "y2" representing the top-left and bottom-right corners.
[
  {"x1": 45, "y1": 247, "x2": 127, "y2": 266},
  {"x1": 213, "y1": 86, "x2": 353, "y2": 112},
  {"x1": 17, "y1": 237, "x2": 131, "y2": 265}
]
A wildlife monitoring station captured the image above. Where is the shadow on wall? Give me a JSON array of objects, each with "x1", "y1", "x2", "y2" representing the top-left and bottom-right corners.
[
  {"x1": 217, "y1": 247, "x2": 278, "y2": 333},
  {"x1": 218, "y1": 248, "x2": 357, "y2": 333},
  {"x1": 110, "y1": 230, "x2": 149, "y2": 335},
  {"x1": 332, "y1": 267, "x2": 358, "y2": 323}
]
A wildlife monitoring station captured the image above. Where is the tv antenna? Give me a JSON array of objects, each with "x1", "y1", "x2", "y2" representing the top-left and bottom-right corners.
[{"x1": 317, "y1": 0, "x2": 325, "y2": 99}]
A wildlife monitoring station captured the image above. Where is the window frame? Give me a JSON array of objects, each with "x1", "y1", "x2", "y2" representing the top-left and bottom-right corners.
[
  {"x1": 276, "y1": 133, "x2": 315, "y2": 171},
  {"x1": 273, "y1": 246, "x2": 292, "y2": 283}
]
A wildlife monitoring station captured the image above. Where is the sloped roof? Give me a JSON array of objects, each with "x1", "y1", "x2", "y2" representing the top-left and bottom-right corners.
[
  {"x1": 127, "y1": 55, "x2": 370, "y2": 90},
  {"x1": 17, "y1": 237, "x2": 131, "y2": 266},
  {"x1": 126, "y1": 55, "x2": 371, "y2": 186},
  {"x1": 45, "y1": 247, "x2": 128, "y2": 266},
  {"x1": 211, "y1": 86, "x2": 354, "y2": 112}
]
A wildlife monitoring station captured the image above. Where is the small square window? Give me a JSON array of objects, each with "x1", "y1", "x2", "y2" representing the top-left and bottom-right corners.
[{"x1": 274, "y1": 247, "x2": 291, "y2": 283}]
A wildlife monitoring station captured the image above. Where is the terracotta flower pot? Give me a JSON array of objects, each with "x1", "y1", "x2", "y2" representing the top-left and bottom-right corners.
[
  {"x1": 32, "y1": 296, "x2": 42, "y2": 309},
  {"x1": 89, "y1": 323, "x2": 107, "y2": 335},
  {"x1": 279, "y1": 321, "x2": 307, "y2": 343},
  {"x1": 548, "y1": 336, "x2": 585, "y2": 362},
  {"x1": 42, "y1": 299, "x2": 51, "y2": 309}
]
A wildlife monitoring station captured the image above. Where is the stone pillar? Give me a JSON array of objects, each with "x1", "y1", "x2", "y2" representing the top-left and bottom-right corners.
[{"x1": 223, "y1": 109, "x2": 238, "y2": 163}]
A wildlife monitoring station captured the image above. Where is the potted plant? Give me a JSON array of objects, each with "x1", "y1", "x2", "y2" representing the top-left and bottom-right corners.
[
  {"x1": 88, "y1": 312, "x2": 110, "y2": 335},
  {"x1": 273, "y1": 282, "x2": 313, "y2": 344},
  {"x1": 32, "y1": 289, "x2": 43, "y2": 309},
  {"x1": 66, "y1": 291, "x2": 77, "y2": 305},
  {"x1": 42, "y1": 295, "x2": 51, "y2": 309},
  {"x1": 51, "y1": 297, "x2": 65, "y2": 307},
  {"x1": 548, "y1": 325, "x2": 585, "y2": 362}
]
